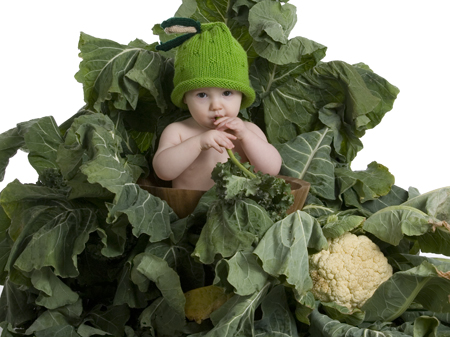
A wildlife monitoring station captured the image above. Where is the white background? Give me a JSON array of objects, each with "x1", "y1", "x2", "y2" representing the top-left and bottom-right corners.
[{"x1": 0, "y1": 0, "x2": 448, "y2": 298}]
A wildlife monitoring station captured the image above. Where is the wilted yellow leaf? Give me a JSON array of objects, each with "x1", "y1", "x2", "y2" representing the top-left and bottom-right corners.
[{"x1": 184, "y1": 285, "x2": 232, "y2": 324}]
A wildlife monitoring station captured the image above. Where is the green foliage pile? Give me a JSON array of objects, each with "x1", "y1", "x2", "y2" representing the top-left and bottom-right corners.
[{"x1": 0, "y1": 0, "x2": 449, "y2": 336}]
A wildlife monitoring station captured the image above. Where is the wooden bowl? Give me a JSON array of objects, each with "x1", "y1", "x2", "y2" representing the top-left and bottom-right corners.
[{"x1": 138, "y1": 175, "x2": 310, "y2": 219}]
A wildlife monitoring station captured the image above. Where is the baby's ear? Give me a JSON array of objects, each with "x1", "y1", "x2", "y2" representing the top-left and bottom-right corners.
[{"x1": 183, "y1": 95, "x2": 187, "y2": 104}]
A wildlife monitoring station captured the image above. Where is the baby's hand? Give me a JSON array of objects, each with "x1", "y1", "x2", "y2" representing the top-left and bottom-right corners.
[
  {"x1": 214, "y1": 117, "x2": 248, "y2": 140},
  {"x1": 199, "y1": 130, "x2": 237, "y2": 153}
]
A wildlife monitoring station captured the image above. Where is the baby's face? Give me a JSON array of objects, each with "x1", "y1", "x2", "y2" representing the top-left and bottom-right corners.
[{"x1": 184, "y1": 87, "x2": 242, "y2": 129}]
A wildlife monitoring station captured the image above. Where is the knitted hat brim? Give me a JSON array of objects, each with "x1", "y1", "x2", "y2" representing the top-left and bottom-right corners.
[{"x1": 171, "y1": 78, "x2": 256, "y2": 111}]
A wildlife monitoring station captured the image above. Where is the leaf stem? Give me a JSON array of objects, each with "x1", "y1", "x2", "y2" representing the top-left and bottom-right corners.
[
  {"x1": 215, "y1": 117, "x2": 256, "y2": 179},
  {"x1": 226, "y1": 148, "x2": 256, "y2": 179}
]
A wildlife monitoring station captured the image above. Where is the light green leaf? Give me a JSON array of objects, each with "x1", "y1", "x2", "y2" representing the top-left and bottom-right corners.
[
  {"x1": 77, "y1": 324, "x2": 112, "y2": 337},
  {"x1": 0, "y1": 126, "x2": 25, "y2": 182},
  {"x1": 275, "y1": 128, "x2": 335, "y2": 200},
  {"x1": 248, "y1": 0, "x2": 297, "y2": 45},
  {"x1": 336, "y1": 161, "x2": 395, "y2": 205},
  {"x1": 144, "y1": 241, "x2": 204, "y2": 291},
  {"x1": 361, "y1": 185, "x2": 410, "y2": 214},
  {"x1": 258, "y1": 79, "x2": 319, "y2": 143},
  {"x1": 363, "y1": 205, "x2": 431, "y2": 246},
  {"x1": 60, "y1": 113, "x2": 176, "y2": 241},
  {"x1": 309, "y1": 308, "x2": 409, "y2": 337},
  {"x1": 139, "y1": 297, "x2": 186, "y2": 336},
  {"x1": 413, "y1": 316, "x2": 440, "y2": 337},
  {"x1": 13, "y1": 206, "x2": 98, "y2": 278},
  {"x1": 254, "y1": 211, "x2": 328, "y2": 297},
  {"x1": 353, "y1": 62, "x2": 400, "y2": 131},
  {"x1": 133, "y1": 252, "x2": 186, "y2": 318},
  {"x1": 0, "y1": 203, "x2": 12, "y2": 283},
  {"x1": 248, "y1": 0, "x2": 325, "y2": 65},
  {"x1": 254, "y1": 285, "x2": 299, "y2": 337},
  {"x1": 31, "y1": 267, "x2": 79, "y2": 310},
  {"x1": 214, "y1": 251, "x2": 268, "y2": 296},
  {"x1": 320, "y1": 302, "x2": 365, "y2": 326},
  {"x1": 402, "y1": 186, "x2": 450, "y2": 222},
  {"x1": 106, "y1": 183, "x2": 175, "y2": 241},
  {"x1": 25, "y1": 311, "x2": 71, "y2": 335},
  {"x1": 321, "y1": 215, "x2": 365, "y2": 239},
  {"x1": 193, "y1": 283, "x2": 270, "y2": 337},
  {"x1": 124, "y1": 49, "x2": 168, "y2": 111},
  {"x1": 113, "y1": 261, "x2": 152, "y2": 309},
  {"x1": 416, "y1": 223, "x2": 450, "y2": 256},
  {"x1": 75, "y1": 32, "x2": 160, "y2": 112},
  {"x1": 318, "y1": 103, "x2": 364, "y2": 163},
  {"x1": 0, "y1": 279, "x2": 37, "y2": 328},
  {"x1": 23, "y1": 116, "x2": 63, "y2": 175},
  {"x1": 362, "y1": 261, "x2": 450, "y2": 322},
  {"x1": 193, "y1": 199, "x2": 273, "y2": 264}
]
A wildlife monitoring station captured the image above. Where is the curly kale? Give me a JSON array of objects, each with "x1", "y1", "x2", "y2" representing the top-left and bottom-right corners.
[
  {"x1": 37, "y1": 168, "x2": 68, "y2": 189},
  {"x1": 211, "y1": 152, "x2": 294, "y2": 222}
]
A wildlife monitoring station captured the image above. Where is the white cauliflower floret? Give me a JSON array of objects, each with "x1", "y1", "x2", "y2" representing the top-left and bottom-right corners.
[{"x1": 309, "y1": 232, "x2": 393, "y2": 311}]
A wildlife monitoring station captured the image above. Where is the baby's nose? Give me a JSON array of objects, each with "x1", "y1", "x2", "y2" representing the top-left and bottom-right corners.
[{"x1": 210, "y1": 98, "x2": 222, "y2": 111}]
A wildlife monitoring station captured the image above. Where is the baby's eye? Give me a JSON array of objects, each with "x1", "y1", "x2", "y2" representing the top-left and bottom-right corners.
[
  {"x1": 196, "y1": 92, "x2": 207, "y2": 98},
  {"x1": 223, "y1": 90, "x2": 233, "y2": 96}
]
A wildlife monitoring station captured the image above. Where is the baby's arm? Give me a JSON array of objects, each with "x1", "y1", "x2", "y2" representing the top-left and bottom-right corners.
[
  {"x1": 152, "y1": 123, "x2": 237, "y2": 181},
  {"x1": 214, "y1": 117, "x2": 282, "y2": 176}
]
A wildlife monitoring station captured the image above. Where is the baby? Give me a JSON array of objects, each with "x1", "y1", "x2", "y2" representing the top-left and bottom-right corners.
[{"x1": 153, "y1": 20, "x2": 281, "y2": 191}]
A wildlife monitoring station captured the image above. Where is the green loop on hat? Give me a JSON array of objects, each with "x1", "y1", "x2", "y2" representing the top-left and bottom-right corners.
[{"x1": 170, "y1": 21, "x2": 255, "y2": 110}]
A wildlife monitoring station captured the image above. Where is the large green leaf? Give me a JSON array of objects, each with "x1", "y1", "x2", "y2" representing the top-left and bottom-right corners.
[
  {"x1": 0, "y1": 279, "x2": 37, "y2": 328},
  {"x1": 262, "y1": 60, "x2": 396, "y2": 165},
  {"x1": 360, "y1": 184, "x2": 410, "y2": 214},
  {"x1": 31, "y1": 267, "x2": 79, "y2": 310},
  {"x1": 191, "y1": 283, "x2": 270, "y2": 337},
  {"x1": 132, "y1": 252, "x2": 186, "y2": 325},
  {"x1": 84, "y1": 304, "x2": 130, "y2": 337},
  {"x1": 139, "y1": 297, "x2": 186, "y2": 336},
  {"x1": 402, "y1": 186, "x2": 450, "y2": 222},
  {"x1": 12, "y1": 206, "x2": 99, "y2": 278},
  {"x1": 362, "y1": 261, "x2": 450, "y2": 322},
  {"x1": 275, "y1": 128, "x2": 335, "y2": 200},
  {"x1": 248, "y1": 0, "x2": 326, "y2": 65},
  {"x1": 309, "y1": 308, "x2": 411, "y2": 337},
  {"x1": 254, "y1": 285, "x2": 299, "y2": 336},
  {"x1": 335, "y1": 161, "x2": 395, "y2": 207},
  {"x1": 214, "y1": 251, "x2": 268, "y2": 296},
  {"x1": 25, "y1": 310, "x2": 78, "y2": 336},
  {"x1": 113, "y1": 261, "x2": 154, "y2": 309},
  {"x1": 253, "y1": 211, "x2": 328, "y2": 298},
  {"x1": 144, "y1": 241, "x2": 204, "y2": 292},
  {"x1": 0, "y1": 203, "x2": 12, "y2": 283},
  {"x1": 23, "y1": 116, "x2": 63, "y2": 175},
  {"x1": 248, "y1": 0, "x2": 297, "y2": 45},
  {"x1": 363, "y1": 205, "x2": 431, "y2": 246},
  {"x1": 75, "y1": 32, "x2": 164, "y2": 113},
  {"x1": 193, "y1": 199, "x2": 273, "y2": 264},
  {"x1": 0, "y1": 126, "x2": 25, "y2": 182},
  {"x1": 59, "y1": 113, "x2": 176, "y2": 241}
]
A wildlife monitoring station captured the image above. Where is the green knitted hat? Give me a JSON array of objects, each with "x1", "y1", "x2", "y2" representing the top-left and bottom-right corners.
[{"x1": 157, "y1": 18, "x2": 255, "y2": 110}]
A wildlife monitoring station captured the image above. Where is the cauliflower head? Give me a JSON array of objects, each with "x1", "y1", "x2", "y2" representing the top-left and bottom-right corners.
[{"x1": 309, "y1": 232, "x2": 393, "y2": 311}]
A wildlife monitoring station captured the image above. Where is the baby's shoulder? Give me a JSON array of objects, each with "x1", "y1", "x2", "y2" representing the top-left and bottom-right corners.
[
  {"x1": 162, "y1": 118, "x2": 192, "y2": 133},
  {"x1": 161, "y1": 118, "x2": 201, "y2": 140},
  {"x1": 243, "y1": 120, "x2": 266, "y2": 138}
]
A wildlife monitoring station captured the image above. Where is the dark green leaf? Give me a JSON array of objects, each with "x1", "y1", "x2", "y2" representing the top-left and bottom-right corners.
[
  {"x1": 0, "y1": 126, "x2": 25, "y2": 182},
  {"x1": 254, "y1": 211, "x2": 328, "y2": 298},
  {"x1": 275, "y1": 128, "x2": 335, "y2": 200},
  {"x1": 362, "y1": 260, "x2": 450, "y2": 322},
  {"x1": 193, "y1": 200, "x2": 273, "y2": 264}
]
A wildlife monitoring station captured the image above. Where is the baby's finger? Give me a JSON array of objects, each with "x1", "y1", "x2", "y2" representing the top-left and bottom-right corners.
[{"x1": 223, "y1": 132, "x2": 237, "y2": 140}]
